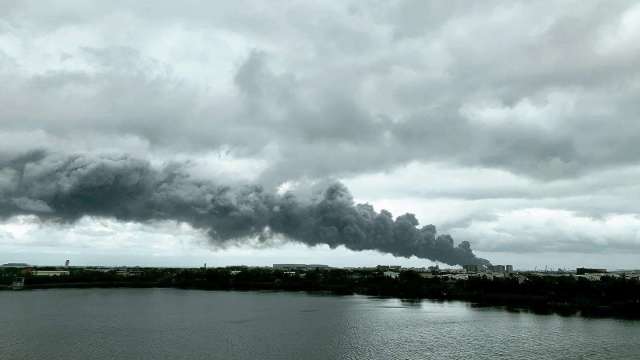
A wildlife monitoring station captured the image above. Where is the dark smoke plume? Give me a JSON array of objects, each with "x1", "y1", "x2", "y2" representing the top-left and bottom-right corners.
[{"x1": 0, "y1": 151, "x2": 490, "y2": 266}]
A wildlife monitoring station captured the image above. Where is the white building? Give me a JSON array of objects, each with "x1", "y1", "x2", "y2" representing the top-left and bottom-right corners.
[
  {"x1": 383, "y1": 271, "x2": 400, "y2": 279},
  {"x1": 115, "y1": 268, "x2": 143, "y2": 277},
  {"x1": 32, "y1": 270, "x2": 70, "y2": 277}
]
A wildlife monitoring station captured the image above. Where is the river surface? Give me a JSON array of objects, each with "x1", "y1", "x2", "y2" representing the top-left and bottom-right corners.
[{"x1": 0, "y1": 288, "x2": 639, "y2": 360}]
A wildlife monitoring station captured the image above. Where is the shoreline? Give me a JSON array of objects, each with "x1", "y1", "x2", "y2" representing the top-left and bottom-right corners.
[{"x1": 4, "y1": 280, "x2": 640, "y2": 320}]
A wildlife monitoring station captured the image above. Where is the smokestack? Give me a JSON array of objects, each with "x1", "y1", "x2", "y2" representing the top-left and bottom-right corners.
[{"x1": 0, "y1": 152, "x2": 490, "y2": 266}]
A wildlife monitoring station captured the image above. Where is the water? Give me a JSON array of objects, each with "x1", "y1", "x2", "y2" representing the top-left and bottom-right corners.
[{"x1": 0, "y1": 289, "x2": 639, "y2": 360}]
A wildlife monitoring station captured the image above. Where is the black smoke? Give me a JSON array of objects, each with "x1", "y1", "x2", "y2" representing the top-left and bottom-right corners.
[{"x1": 0, "y1": 151, "x2": 490, "y2": 266}]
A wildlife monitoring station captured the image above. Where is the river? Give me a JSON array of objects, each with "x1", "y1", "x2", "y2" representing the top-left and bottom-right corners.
[{"x1": 0, "y1": 288, "x2": 638, "y2": 359}]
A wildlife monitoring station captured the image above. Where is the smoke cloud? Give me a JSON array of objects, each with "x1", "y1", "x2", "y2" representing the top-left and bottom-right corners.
[{"x1": 0, "y1": 151, "x2": 489, "y2": 266}]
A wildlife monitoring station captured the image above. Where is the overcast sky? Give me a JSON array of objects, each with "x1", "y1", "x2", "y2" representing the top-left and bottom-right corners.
[{"x1": 1, "y1": 1, "x2": 640, "y2": 269}]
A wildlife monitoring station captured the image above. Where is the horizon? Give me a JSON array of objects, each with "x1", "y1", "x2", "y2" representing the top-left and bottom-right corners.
[
  {"x1": 2, "y1": 1, "x2": 640, "y2": 269},
  {"x1": 3, "y1": 258, "x2": 635, "y2": 272}
]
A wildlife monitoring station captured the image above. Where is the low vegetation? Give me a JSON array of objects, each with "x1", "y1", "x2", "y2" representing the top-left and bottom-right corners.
[{"x1": 2, "y1": 267, "x2": 639, "y2": 319}]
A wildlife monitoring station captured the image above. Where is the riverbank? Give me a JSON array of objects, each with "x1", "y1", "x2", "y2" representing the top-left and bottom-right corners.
[{"x1": 3, "y1": 267, "x2": 640, "y2": 319}]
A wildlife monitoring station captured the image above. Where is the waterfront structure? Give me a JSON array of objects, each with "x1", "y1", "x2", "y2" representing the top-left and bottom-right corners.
[
  {"x1": 376, "y1": 265, "x2": 401, "y2": 271},
  {"x1": 576, "y1": 268, "x2": 607, "y2": 275},
  {"x1": 115, "y1": 268, "x2": 144, "y2": 277},
  {"x1": 383, "y1": 271, "x2": 400, "y2": 279},
  {"x1": 10, "y1": 277, "x2": 25, "y2": 290},
  {"x1": 32, "y1": 270, "x2": 70, "y2": 277}
]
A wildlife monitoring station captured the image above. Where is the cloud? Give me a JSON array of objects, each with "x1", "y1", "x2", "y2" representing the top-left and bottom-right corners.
[
  {"x1": 345, "y1": 161, "x2": 640, "y2": 254},
  {"x1": 454, "y1": 209, "x2": 640, "y2": 254},
  {"x1": 0, "y1": 152, "x2": 488, "y2": 265},
  {"x1": 1, "y1": 1, "x2": 640, "y2": 264},
  {"x1": 0, "y1": 1, "x2": 638, "y2": 183}
]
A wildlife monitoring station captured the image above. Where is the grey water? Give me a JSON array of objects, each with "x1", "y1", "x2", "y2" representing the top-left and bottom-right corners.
[{"x1": 0, "y1": 289, "x2": 638, "y2": 360}]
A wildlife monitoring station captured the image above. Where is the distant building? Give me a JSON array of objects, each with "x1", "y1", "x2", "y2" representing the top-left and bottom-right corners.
[
  {"x1": 383, "y1": 271, "x2": 400, "y2": 279},
  {"x1": 485, "y1": 265, "x2": 514, "y2": 272},
  {"x1": 576, "y1": 268, "x2": 607, "y2": 275},
  {"x1": 578, "y1": 273, "x2": 607, "y2": 281},
  {"x1": 307, "y1": 264, "x2": 329, "y2": 270},
  {"x1": 32, "y1": 270, "x2": 70, "y2": 277},
  {"x1": 463, "y1": 264, "x2": 485, "y2": 273},
  {"x1": 377, "y1": 265, "x2": 401, "y2": 271},
  {"x1": 115, "y1": 268, "x2": 143, "y2": 277},
  {"x1": 409, "y1": 267, "x2": 427, "y2": 272},
  {"x1": 65, "y1": 260, "x2": 70, "y2": 267},
  {"x1": 10, "y1": 277, "x2": 25, "y2": 290},
  {"x1": 515, "y1": 275, "x2": 527, "y2": 284},
  {"x1": 450, "y1": 274, "x2": 469, "y2": 281},
  {"x1": 1, "y1": 263, "x2": 31, "y2": 268},
  {"x1": 225, "y1": 265, "x2": 248, "y2": 270},
  {"x1": 273, "y1": 264, "x2": 329, "y2": 271},
  {"x1": 83, "y1": 267, "x2": 115, "y2": 273}
]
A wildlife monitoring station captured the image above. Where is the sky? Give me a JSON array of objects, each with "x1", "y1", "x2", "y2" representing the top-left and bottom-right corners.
[{"x1": 1, "y1": 1, "x2": 640, "y2": 270}]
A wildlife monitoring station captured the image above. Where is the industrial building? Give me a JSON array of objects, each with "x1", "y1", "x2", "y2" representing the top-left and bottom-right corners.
[
  {"x1": 273, "y1": 264, "x2": 329, "y2": 271},
  {"x1": 115, "y1": 268, "x2": 144, "y2": 277},
  {"x1": 1, "y1": 263, "x2": 31, "y2": 268},
  {"x1": 463, "y1": 264, "x2": 485, "y2": 272},
  {"x1": 383, "y1": 271, "x2": 400, "y2": 279},
  {"x1": 32, "y1": 270, "x2": 70, "y2": 277},
  {"x1": 376, "y1": 265, "x2": 402, "y2": 271},
  {"x1": 463, "y1": 264, "x2": 514, "y2": 273},
  {"x1": 576, "y1": 268, "x2": 607, "y2": 275}
]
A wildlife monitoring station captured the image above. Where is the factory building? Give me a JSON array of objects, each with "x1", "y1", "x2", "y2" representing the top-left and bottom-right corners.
[
  {"x1": 1, "y1": 263, "x2": 31, "y2": 268},
  {"x1": 273, "y1": 264, "x2": 329, "y2": 271},
  {"x1": 576, "y1": 268, "x2": 607, "y2": 275},
  {"x1": 463, "y1": 264, "x2": 485, "y2": 273},
  {"x1": 383, "y1": 271, "x2": 400, "y2": 279},
  {"x1": 32, "y1": 270, "x2": 70, "y2": 277}
]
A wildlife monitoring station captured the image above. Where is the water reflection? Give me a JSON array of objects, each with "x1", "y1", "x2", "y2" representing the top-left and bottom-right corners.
[{"x1": 0, "y1": 289, "x2": 638, "y2": 360}]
